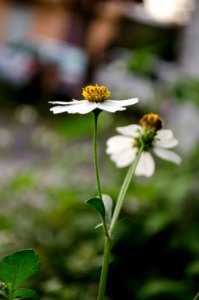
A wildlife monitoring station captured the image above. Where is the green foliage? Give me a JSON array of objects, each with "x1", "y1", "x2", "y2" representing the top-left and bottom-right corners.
[
  {"x1": 0, "y1": 105, "x2": 198, "y2": 300},
  {"x1": 137, "y1": 279, "x2": 187, "y2": 299},
  {"x1": 54, "y1": 112, "x2": 113, "y2": 138},
  {"x1": 128, "y1": 50, "x2": 156, "y2": 78},
  {"x1": 171, "y1": 77, "x2": 199, "y2": 106},
  {"x1": 86, "y1": 198, "x2": 106, "y2": 221},
  {"x1": 0, "y1": 250, "x2": 41, "y2": 300},
  {"x1": 13, "y1": 288, "x2": 39, "y2": 300},
  {"x1": 0, "y1": 141, "x2": 198, "y2": 300}
]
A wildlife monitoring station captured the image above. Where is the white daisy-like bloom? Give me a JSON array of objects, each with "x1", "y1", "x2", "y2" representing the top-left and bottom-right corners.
[
  {"x1": 106, "y1": 113, "x2": 182, "y2": 177},
  {"x1": 49, "y1": 84, "x2": 138, "y2": 114}
]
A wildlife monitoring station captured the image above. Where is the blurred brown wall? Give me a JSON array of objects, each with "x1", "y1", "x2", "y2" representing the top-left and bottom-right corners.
[
  {"x1": 0, "y1": 0, "x2": 69, "y2": 43},
  {"x1": 0, "y1": 0, "x2": 9, "y2": 43},
  {"x1": 30, "y1": 3, "x2": 68, "y2": 41}
]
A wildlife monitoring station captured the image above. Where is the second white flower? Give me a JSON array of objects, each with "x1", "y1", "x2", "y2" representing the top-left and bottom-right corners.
[{"x1": 106, "y1": 114, "x2": 181, "y2": 177}]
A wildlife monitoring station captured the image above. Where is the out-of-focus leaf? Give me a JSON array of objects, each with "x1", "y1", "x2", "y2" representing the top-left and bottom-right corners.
[
  {"x1": 186, "y1": 260, "x2": 199, "y2": 276},
  {"x1": 13, "y1": 288, "x2": 40, "y2": 300},
  {"x1": 0, "y1": 249, "x2": 41, "y2": 288},
  {"x1": 138, "y1": 279, "x2": 187, "y2": 299}
]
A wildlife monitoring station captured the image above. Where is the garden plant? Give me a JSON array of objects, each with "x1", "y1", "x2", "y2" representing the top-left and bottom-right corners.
[{"x1": 0, "y1": 84, "x2": 198, "y2": 300}]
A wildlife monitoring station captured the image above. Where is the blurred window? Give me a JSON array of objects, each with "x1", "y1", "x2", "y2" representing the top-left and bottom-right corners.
[{"x1": 144, "y1": 0, "x2": 195, "y2": 24}]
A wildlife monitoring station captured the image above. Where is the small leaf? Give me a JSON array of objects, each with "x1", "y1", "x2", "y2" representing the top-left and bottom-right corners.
[
  {"x1": 13, "y1": 288, "x2": 40, "y2": 300},
  {"x1": 102, "y1": 194, "x2": 113, "y2": 223},
  {"x1": 0, "y1": 249, "x2": 41, "y2": 289},
  {"x1": 86, "y1": 198, "x2": 105, "y2": 220}
]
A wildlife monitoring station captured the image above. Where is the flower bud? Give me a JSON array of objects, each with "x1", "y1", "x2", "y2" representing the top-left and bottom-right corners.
[{"x1": 139, "y1": 113, "x2": 163, "y2": 132}]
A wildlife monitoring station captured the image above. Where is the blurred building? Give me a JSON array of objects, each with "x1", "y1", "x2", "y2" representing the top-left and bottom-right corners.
[
  {"x1": 0, "y1": 0, "x2": 197, "y2": 96},
  {"x1": 0, "y1": 0, "x2": 91, "y2": 100},
  {"x1": 0, "y1": 0, "x2": 69, "y2": 44}
]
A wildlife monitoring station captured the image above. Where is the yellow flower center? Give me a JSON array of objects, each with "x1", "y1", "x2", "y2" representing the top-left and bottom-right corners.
[
  {"x1": 139, "y1": 113, "x2": 163, "y2": 131},
  {"x1": 82, "y1": 84, "x2": 111, "y2": 102}
]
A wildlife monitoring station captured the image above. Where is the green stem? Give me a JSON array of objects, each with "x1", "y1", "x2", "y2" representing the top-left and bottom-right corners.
[
  {"x1": 93, "y1": 110, "x2": 102, "y2": 200},
  {"x1": 193, "y1": 292, "x2": 199, "y2": 300},
  {"x1": 93, "y1": 110, "x2": 109, "y2": 238},
  {"x1": 97, "y1": 144, "x2": 143, "y2": 300},
  {"x1": 93, "y1": 110, "x2": 111, "y2": 300},
  {"x1": 110, "y1": 144, "x2": 144, "y2": 234},
  {"x1": 97, "y1": 237, "x2": 112, "y2": 300}
]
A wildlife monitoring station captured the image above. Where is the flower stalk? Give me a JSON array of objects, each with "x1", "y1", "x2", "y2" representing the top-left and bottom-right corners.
[
  {"x1": 110, "y1": 143, "x2": 144, "y2": 234},
  {"x1": 97, "y1": 236, "x2": 112, "y2": 300},
  {"x1": 93, "y1": 110, "x2": 103, "y2": 200},
  {"x1": 93, "y1": 109, "x2": 112, "y2": 300},
  {"x1": 97, "y1": 143, "x2": 144, "y2": 300},
  {"x1": 93, "y1": 110, "x2": 110, "y2": 238}
]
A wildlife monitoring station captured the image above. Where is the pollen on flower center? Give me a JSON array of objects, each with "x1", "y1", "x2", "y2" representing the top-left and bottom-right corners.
[
  {"x1": 140, "y1": 113, "x2": 163, "y2": 131},
  {"x1": 82, "y1": 84, "x2": 111, "y2": 102}
]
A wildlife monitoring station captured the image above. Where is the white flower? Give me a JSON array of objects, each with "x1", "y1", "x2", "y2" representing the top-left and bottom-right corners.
[
  {"x1": 49, "y1": 84, "x2": 138, "y2": 114},
  {"x1": 106, "y1": 114, "x2": 182, "y2": 177}
]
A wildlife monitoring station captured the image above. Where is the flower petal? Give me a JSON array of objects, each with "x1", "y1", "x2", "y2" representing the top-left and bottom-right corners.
[
  {"x1": 68, "y1": 102, "x2": 97, "y2": 114},
  {"x1": 106, "y1": 136, "x2": 133, "y2": 154},
  {"x1": 50, "y1": 101, "x2": 97, "y2": 114},
  {"x1": 156, "y1": 129, "x2": 173, "y2": 140},
  {"x1": 135, "y1": 152, "x2": 155, "y2": 177},
  {"x1": 154, "y1": 138, "x2": 178, "y2": 149},
  {"x1": 110, "y1": 148, "x2": 137, "y2": 168},
  {"x1": 49, "y1": 97, "x2": 138, "y2": 114},
  {"x1": 97, "y1": 102, "x2": 125, "y2": 112},
  {"x1": 49, "y1": 99, "x2": 82, "y2": 105},
  {"x1": 153, "y1": 147, "x2": 182, "y2": 164},
  {"x1": 108, "y1": 98, "x2": 139, "y2": 107},
  {"x1": 50, "y1": 105, "x2": 73, "y2": 114},
  {"x1": 116, "y1": 125, "x2": 142, "y2": 137}
]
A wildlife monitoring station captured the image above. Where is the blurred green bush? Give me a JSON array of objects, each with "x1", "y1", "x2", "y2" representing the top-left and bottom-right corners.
[
  {"x1": 0, "y1": 70, "x2": 199, "y2": 299},
  {"x1": 0, "y1": 127, "x2": 198, "y2": 300}
]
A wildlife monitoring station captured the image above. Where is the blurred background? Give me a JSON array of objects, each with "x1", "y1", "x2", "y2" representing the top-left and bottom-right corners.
[{"x1": 0, "y1": 0, "x2": 199, "y2": 299}]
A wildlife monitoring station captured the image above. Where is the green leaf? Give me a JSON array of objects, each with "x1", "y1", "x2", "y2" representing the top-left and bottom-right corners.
[
  {"x1": 0, "y1": 288, "x2": 7, "y2": 298},
  {"x1": 138, "y1": 279, "x2": 187, "y2": 299},
  {"x1": 86, "y1": 198, "x2": 105, "y2": 220},
  {"x1": 0, "y1": 249, "x2": 41, "y2": 289},
  {"x1": 13, "y1": 288, "x2": 40, "y2": 300},
  {"x1": 102, "y1": 194, "x2": 113, "y2": 223}
]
